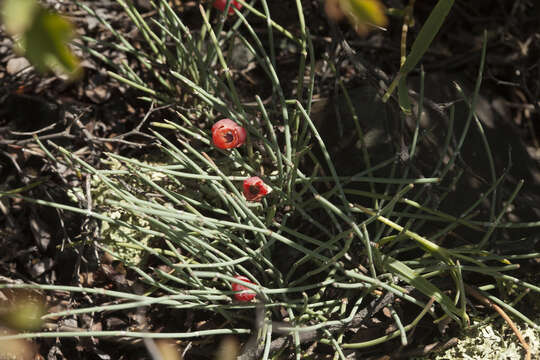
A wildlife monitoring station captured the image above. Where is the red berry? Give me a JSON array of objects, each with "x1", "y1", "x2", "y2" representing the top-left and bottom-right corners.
[
  {"x1": 211, "y1": 119, "x2": 247, "y2": 149},
  {"x1": 243, "y1": 176, "x2": 271, "y2": 202},
  {"x1": 213, "y1": 0, "x2": 242, "y2": 14},
  {"x1": 231, "y1": 275, "x2": 256, "y2": 302}
]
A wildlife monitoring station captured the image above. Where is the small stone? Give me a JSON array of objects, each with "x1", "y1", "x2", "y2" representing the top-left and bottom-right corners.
[
  {"x1": 29, "y1": 258, "x2": 55, "y2": 277},
  {"x1": 61, "y1": 318, "x2": 78, "y2": 329},
  {"x1": 7, "y1": 57, "x2": 31, "y2": 75},
  {"x1": 105, "y1": 317, "x2": 126, "y2": 329},
  {"x1": 85, "y1": 85, "x2": 110, "y2": 103},
  {"x1": 86, "y1": 16, "x2": 99, "y2": 31}
]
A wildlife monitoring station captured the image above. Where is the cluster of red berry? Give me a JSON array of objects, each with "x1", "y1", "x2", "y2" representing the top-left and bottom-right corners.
[
  {"x1": 211, "y1": 119, "x2": 269, "y2": 301},
  {"x1": 210, "y1": 1, "x2": 266, "y2": 304},
  {"x1": 211, "y1": 119, "x2": 271, "y2": 202}
]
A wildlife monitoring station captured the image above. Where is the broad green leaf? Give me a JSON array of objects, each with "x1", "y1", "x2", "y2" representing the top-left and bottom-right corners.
[
  {"x1": 383, "y1": 0, "x2": 454, "y2": 102},
  {"x1": 398, "y1": 76, "x2": 412, "y2": 115},
  {"x1": 381, "y1": 253, "x2": 463, "y2": 321},
  {"x1": 400, "y1": 0, "x2": 454, "y2": 75}
]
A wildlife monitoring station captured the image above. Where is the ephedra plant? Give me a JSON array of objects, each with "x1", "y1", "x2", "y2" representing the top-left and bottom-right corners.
[{"x1": 1, "y1": 0, "x2": 538, "y2": 359}]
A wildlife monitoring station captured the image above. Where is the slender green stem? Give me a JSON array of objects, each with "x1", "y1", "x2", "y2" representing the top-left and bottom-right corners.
[{"x1": 0, "y1": 329, "x2": 250, "y2": 341}]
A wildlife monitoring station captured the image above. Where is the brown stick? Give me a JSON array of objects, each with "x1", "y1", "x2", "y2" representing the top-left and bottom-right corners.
[{"x1": 465, "y1": 285, "x2": 531, "y2": 360}]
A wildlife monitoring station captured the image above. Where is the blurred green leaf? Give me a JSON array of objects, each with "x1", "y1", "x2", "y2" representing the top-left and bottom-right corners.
[
  {"x1": 20, "y1": 8, "x2": 82, "y2": 77},
  {"x1": 1, "y1": 0, "x2": 38, "y2": 34},
  {"x1": 326, "y1": 0, "x2": 387, "y2": 35},
  {"x1": 340, "y1": 0, "x2": 388, "y2": 35},
  {"x1": 344, "y1": 0, "x2": 387, "y2": 25},
  {"x1": 1, "y1": 0, "x2": 82, "y2": 79},
  {"x1": 216, "y1": 336, "x2": 239, "y2": 360},
  {"x1": 0, "y1": 299, "x2": 45, "y2": 331}
]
